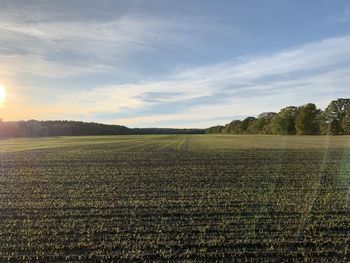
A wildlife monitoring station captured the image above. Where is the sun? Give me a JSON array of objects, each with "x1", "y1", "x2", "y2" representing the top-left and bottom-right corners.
[{"x1": 0, "y1": 85, "x2": 7, "y2": 106}]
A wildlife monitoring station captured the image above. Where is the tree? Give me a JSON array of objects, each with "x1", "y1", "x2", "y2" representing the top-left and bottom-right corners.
[
  {"x1": 242, "y1": 117, "x2": 256, "y2": 133},
  {"x1": 342, "y1": 110, "x2": 350, "y2": 135},
  {"x1": 249, "y1": 118, "x2": 265, "y2": 134},
  {"x1": 295, "y1": 103, "x2": 320, "y2": 135},
  {"x1": 224, "y1": 120, "x2": 243, "y2": 134},
  {"x1": 205, "y1": 125, "x2": 224, "y2": 134},
  {"x1": 271, "y1": 106, "x2": 298, "y2": 135},
  {"x1": 0, "y1": 120, "x2": 205, "y2": 138},
  {"x1": 320, "y1": 111, "x2": 342, "y2": 135},
  {"x1": 322, "y1": 99, "x2": 350, "y2": 135},
  {"x1": 257, "y1": 112, "x2": 276, "y2": 134}
]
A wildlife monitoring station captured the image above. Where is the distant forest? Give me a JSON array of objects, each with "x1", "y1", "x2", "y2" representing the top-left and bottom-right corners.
[
  {"x1": 2, "y1": 98, "x2": 350, "y2": 138},
  {"x1": 0, "y1": 120, "x2": 204, "y2": 139},
  {"x1": 206, "y1": 98, "x2": 350, "y2": 135}
]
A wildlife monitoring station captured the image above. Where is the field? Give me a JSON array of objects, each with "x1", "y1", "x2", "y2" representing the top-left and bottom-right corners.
[{"x1": 1, "y1": 135, "x2": 350, "y2": 261}]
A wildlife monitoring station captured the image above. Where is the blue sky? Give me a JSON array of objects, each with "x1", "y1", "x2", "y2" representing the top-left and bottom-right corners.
[{"x1": 0, "y1": 0, "x2": 350, "y2": 127}]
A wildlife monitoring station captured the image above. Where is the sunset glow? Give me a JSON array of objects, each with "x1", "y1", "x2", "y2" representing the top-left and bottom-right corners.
[{"x1": 0, "y1": 85, "x2": 6, "y2": 107}]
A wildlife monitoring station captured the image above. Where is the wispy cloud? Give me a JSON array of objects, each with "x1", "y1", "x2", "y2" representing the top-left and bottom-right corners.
[
  {"x1": 7, "y1": 34, "x2": 348, "y2": 127},
  {"x1": 0, "y1": 12, "x2": 233, "y2": 78},
  {"x1": 1, "y1": 1, "x2": 350, "y2": 128}
]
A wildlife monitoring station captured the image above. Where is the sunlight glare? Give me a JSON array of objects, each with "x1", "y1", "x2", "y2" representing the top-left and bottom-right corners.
[{"x1": 0, "y1": 85, "x2": 7, "y2": 107}]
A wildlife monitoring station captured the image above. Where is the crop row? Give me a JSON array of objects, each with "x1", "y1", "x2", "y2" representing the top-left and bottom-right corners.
[{"x1": 0, "y1": 136, "x2": 350, "y2": 261}]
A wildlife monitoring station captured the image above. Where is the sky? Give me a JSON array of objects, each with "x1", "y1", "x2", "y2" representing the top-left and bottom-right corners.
[{"x1": 0, "y1": 0, "x2": 350, "y2": 128}]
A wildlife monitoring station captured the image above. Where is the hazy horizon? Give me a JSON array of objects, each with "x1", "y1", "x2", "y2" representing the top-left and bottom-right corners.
[{"x1": 1, "y1": 0, "x2": 350, "y2": 128}]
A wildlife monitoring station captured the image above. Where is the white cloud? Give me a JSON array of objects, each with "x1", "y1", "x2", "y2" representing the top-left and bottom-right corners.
[
  {"x1": 0, "y1": 14, "x2": 233, "y2": 78},
  {"x1": 104, "y1": 35, "x2": 350, "y2": 127},
  {"x1": 24, "y1": 34, "x2": 349, "y2": 128},
  {"x1": 57, "y1": 85, "x2": 144, "y2": 113},
  {"x1": 1, "y1": 4, "x2": 350, "y2": 128},
  {"x1": 0, "y1": 54, "x2": 112, "y2": 78}
]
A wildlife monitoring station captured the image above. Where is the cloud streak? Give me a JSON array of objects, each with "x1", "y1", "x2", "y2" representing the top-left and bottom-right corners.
[
  {"x1": 0, "y1": 12, "x2": 233, "y2": 79},
  {"x1": 1, "y1": 1, "x2": 350, "y2": 128},
  {"x1": 5, "y1": 34, "x2": 348, "y2": 128}
]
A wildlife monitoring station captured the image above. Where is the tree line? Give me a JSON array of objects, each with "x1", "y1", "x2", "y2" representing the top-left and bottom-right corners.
[
  {"x1": 206, "y1": 98, "x2": 350, "y2": 135},
  {"x1": 0, "y1": 120, "x2": 204, "y2": 139},
  {"x1": 2, "y1": 98, "x2": 350, "y2": 138}
]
